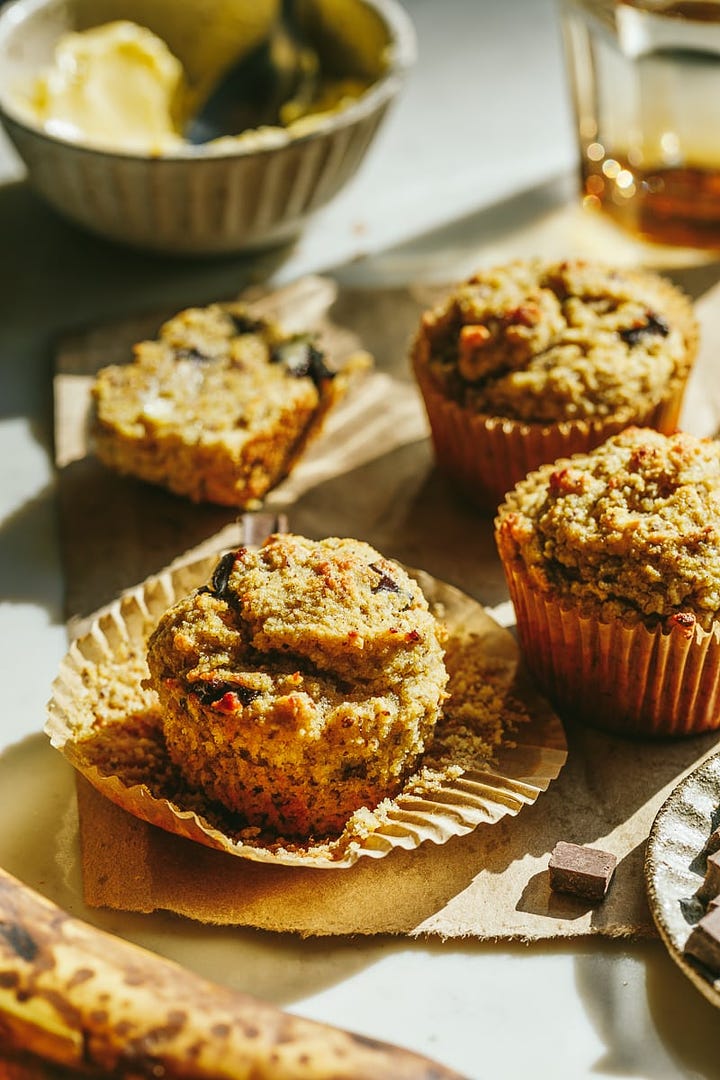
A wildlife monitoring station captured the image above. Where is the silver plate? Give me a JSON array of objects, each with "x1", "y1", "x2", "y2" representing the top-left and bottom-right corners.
[{"x1": 645, "y1": 750, "x2": 720, "y2": 1007}]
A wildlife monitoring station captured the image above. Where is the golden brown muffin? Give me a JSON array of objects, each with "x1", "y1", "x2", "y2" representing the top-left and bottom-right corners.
[
  {"x1": 412, "y1": 258, "x2": 698, "y2": 511},
  {"x1": 92, "y1": 303, "x2": 364, "y2": 506},
  {"x1": 146, "y1": 534, "x2": 449, "y2": 837},
  {"x1": 495, "y1": 427, "x2": 720, "y2": 737}
]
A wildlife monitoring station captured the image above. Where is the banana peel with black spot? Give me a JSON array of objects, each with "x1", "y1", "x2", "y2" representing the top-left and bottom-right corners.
[{"x1": 0, "y1": 867, "x2": 466, "y2": 1079}]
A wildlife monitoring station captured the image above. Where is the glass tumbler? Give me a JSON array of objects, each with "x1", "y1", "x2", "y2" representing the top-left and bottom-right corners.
[{"x1": 560, "y1": 0, "x2": 720, "y2": 248}]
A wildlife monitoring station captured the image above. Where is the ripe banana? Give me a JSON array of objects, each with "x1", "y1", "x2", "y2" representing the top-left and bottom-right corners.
[{"x1": 0, "y1": 866, "x2": 465, "y2": 1079}]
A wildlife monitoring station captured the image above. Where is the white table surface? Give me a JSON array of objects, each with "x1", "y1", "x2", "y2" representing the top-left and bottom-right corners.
[{"x1": 3, "y1": 1, "x2": 720, "y2": 1077}]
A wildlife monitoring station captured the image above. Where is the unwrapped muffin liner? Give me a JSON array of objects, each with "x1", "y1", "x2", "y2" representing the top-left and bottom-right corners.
[
  {"x1": 45, "y1": 552, "x2": 567, "y2": 869},
  {"x1": 413, "y1": 356, "x2": 690, "y2": 514},
  {"x1": 496, "y1": 532, "x2": 720, "y2": 738}
]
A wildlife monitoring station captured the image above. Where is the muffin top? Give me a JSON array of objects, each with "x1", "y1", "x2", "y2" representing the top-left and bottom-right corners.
[
  {"x1": 497, "y1": 428, "x2": 720, "y2": 630},
  {"x1": 92, "y1": 303, "x2": 333, "y2": 443},
  {"x1": 413, "y1": 259, "x2": 696, "y2": 423},
  {"x1": 148, "y1": 533, "x2": 448, "y2": 701}
]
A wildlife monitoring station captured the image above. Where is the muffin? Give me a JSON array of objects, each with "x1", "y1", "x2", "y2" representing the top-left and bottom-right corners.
[
  {"x1": 411, "y1": 258, "x2": 698, "y2": 511},
  {"x1": 495, "y1": 427, "x2": 720, "y2": 737},
  {"x1": 92, "y1": 302, "x2": 366, "y2": 506},
  {"x1": 146, "y1": 533, "x2": 449, "y2": 837}
]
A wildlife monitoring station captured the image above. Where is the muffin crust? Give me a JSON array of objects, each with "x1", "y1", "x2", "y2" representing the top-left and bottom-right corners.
[
  {"x1": 498, "y1": 427, "x2": 720, "y2": 630},
  {"x1": 414, "y1": 259, "x2": 696, "y2": 423}
]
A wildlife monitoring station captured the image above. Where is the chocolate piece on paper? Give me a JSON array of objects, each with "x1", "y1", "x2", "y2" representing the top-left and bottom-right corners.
[
  {"x1": 705, "y1": 825, "x2": 720, "y2": 857},
  {"x1": 685, "y1": 906, "x2": 720, "y2": 975},
  {"x1": 699, "y1": 849, "x2": 720, "y2": 903},
  {"x1": 548, "y1": 841, "x2": 617, "y2": 902}
]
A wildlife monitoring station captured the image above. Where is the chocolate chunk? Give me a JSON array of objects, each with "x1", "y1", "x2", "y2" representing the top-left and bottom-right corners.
[
  {"x1": 372, "y1": 573, "x2": 399, "y2": 593},
  {"x1": 699, "y1": 849, "x2": 720, "y2": 903},
  {"x1": 176, "y1": 346, "x2": 211, "y2": 363},
  {"x1": 270, "y1": 336, "x2": 334, "y2": 384},
  {"x1": 341, "y1": 761, "x2": 368, "y2": 780},
  {"x1": 190, "y1": 679, "x2": 261, "y2": 707},
  {"x1": 705, "y1": 825, "x2": 720, "y2": 858},
  {"x1": 228, "y1": 312, "x2": 265, "y2": 335},
  {"x1": 619, "y1": 311, "x2": 670, "y2": 346},
  {"x1": 211, "y1": 551, "x2": 237, "y2": 599},
  {"x1": 369, "y1": 561, "x2": 400, "y2": 594},
  {"x1": 684, "y1": 906, "x2": 720, "y2": 975},
  {"x1": 548, "y1": 841, "x2": 617, "y2": 902}
]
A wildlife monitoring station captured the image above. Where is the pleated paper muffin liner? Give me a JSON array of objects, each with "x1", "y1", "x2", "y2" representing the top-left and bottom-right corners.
[
  {"x1": 496, "y1": 539, "x2": 720, "y2": 739},
  {"x1": 413, "y1": 355, "x2": 691, "y2": 514},
  {"x1": 45, "y1": 553, "x2": 567, "y2": 869}
]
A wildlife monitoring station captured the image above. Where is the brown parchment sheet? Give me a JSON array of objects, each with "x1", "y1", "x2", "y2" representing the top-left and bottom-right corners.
[{"x1": 53, "y1": 273, "x2": 720, "y2": 940}]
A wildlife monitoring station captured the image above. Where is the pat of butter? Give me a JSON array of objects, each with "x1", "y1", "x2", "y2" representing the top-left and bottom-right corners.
[
  {"x1": 19, "y1": 18, "x2": 371, "y2": 157},
  {"x1": 28, "y1": 20, "x2": 185, "y2": 154}
]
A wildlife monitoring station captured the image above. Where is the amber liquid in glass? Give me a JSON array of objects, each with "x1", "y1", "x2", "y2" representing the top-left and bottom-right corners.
[
  {"x1": 581, "y1": 161, "x2": 720, "y2": 248},
  {"x1": 563, "y1": 0, "x2": 720, "y2": 248}
]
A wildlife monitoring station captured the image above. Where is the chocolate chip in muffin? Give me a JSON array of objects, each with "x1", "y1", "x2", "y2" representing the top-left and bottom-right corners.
[
  {"x1": 271, "y1": 337, "x2": 334, "y2": 384},
  {"x1": 176, "y1": 346, "x2": 212, "y2": 364},
  {"x1": 211, "y1": 550, "x2": 237, "y2": 601},
  {"x1": 619, "y1": 310, "x2": 670, "y2": 347},
  {"x1": 190, "y1": 678, "x2": 262, "y2": 708},
  {"x1": 369, "y1": 562, "x2": 401, "y2": 594},
  {"x1": 228, "y1": 312, "x2": 266, "y2": 336}
]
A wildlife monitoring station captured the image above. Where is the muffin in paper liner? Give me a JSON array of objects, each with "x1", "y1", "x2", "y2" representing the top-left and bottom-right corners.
[
  {"x1": 45, "y1": 553, "x2": 567, "y2": 870},
  {"x1": 411, "y1": 259, "x2": 698, "y2": 513},
  {"x1": 412, "y1": 354, "x2": 688, "y2": 514},
  {"x1": 496, "y1": 517, "x2": 720, "y2": 739}
]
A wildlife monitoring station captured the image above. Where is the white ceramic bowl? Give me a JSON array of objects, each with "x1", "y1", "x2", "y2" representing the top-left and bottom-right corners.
[{"x1": 0, "y1": 0, "x2": 415, "y2": 255}]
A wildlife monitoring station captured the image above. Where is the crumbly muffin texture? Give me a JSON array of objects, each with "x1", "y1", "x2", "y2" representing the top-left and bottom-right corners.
[
  {"x1": 414, "y1": 259, "x2": 696, "y2": 423},
  {"x1": 497, "y1": 427, "x2": 720, "y2": 630},
  {"x1": 146, "y1": 534, "x2": 449, "y2": 837},
  {"x1": 92, "y1": 303, "x2": 359, "y2": 506}
]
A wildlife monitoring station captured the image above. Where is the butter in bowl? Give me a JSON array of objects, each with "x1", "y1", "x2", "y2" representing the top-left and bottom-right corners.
[{"x1": 0, "y1": 0, "x2": 416, "y2": 254}]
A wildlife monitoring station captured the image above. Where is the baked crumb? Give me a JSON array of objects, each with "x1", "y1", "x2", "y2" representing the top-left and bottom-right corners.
[
  {"x1": 498, "y1": 427, "x2": 720, "y2": 630},
  {"x1": 413, "y1": 258, "x2": 696, "y2": 424},
  {"x1": 92, "y1": 302, "x2": 368, "y2": 506},
  {"x1": 145, "y1": 535, "x2": 449, "y2": 838}
]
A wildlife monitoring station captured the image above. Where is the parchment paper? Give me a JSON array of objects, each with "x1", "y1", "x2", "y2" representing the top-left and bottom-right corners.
[{"x1": 53, "y1": 272, "x2": 720, "y2": 940}]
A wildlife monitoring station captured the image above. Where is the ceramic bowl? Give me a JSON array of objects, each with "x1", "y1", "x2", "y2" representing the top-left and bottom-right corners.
[{"x1": 0, "y1": 0, "x2": 415, "y2": 255}]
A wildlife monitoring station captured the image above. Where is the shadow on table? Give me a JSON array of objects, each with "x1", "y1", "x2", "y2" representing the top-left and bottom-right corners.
[
  {"x1": 502, "y1": 720, "x2": 720, "y2": 906},
  {"x1": 330, "y1": 169, "x2": 720, "y2": 301},
  {"x1": 0, "y1": 480, "x2": 63, "y2": 617},
  {"x1": 574, "y1": 938, "x2": 720, "y2": 1079},
  {"x1": 0, "y1": 179, "x2": 290, "y2": 425}
]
